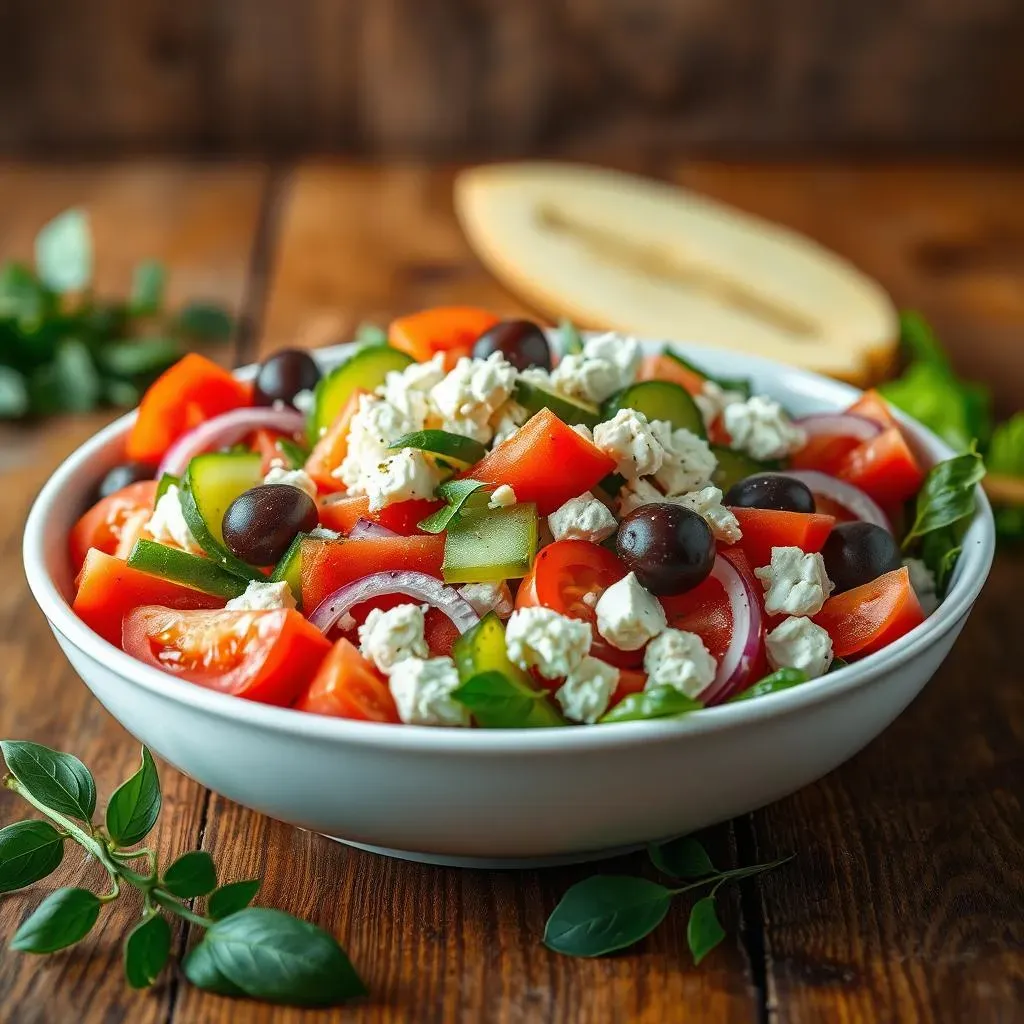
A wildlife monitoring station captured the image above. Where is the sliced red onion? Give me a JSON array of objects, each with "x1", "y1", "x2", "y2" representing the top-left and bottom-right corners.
[
  {"x1": 158, "y1": 407, "x2": 307, "y2": 477},
  {"x1": 784, "y1": 469, "x2": 892, "y2": 532},
  {"x1": 348, "y1": 518, "x2": 400, "y2": 540},
  {"x1": 308, "y1": 571, "x2": 480, "y2": 636},
  {"x1": 699, "y1": 553, "x2": 763, "y2": 706},
  {"x1": 794, "y1": 412, "x2": 881, "y2": 442}
]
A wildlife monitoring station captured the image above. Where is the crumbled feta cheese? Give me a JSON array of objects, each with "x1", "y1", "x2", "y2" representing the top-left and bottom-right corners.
[
  {"x1": 488, "y1": 484, "x2": 517, "y2": 509},
  {"x1": 555, "y1": 656, "x2": 619, "y2": 724},
  {"x1": 262, "y1": 466, "x2": 318, "y2": 500},
  {"x1": 593, "y1": 408, "x2": 665, "y2": 479},
  {"x1": 570, "y1": 423, "x2": 594, "y2": 443},
  {"x1": 547, "y1": 332, "x2": 641, "y2": 405},
  {"x1": 225, "y1": 579, "x2": 297, "y2": 612},
  {"x1": 364, "y1": 449, "x2": 442, "y2": 512},
  {"x1": 649, "y1": 421, "x2": 718, "y2": 495},
  {"x1": 308, "y1": 525, "x2": 342, "y2": 540},
  {"x1": 617, "y1": 477, "x2": 667, "y2": 517},
  {"x1": 338, "y1": 611, "x2": 357, "y2": 633},
  {"x1": 595, "y1": 571, "x2": 667, "y2": 651},
  {"x1": 358, "y1": 603, "x2": 429, "y2": 674},
  {"x1": 388, "y1": 656, "x2": 469, "y2": 726},
  {"x1": 548, "y1": 493, "x2": 618, "y2": 544},
  {"x1": 490, "y1": 400, "x2": 529, "y2": 445},
  {"x1": 723, "y1": 396, "x2": 806, "y2": 461},
  {"x1": 335, "y1": 393, "x2": 424, "y2": 493},
  {"x1": 643, "y1": 628, "x2": 717, "y2": 698},
  {"x1": 903, "y1": 557, "x2": 939, "y2": 615},
  {"x1": 146, "y1": 484, "x2": 204, "y2": 555},
  {"x1": 505, "y1": 607, "x2": 592, "y2": 679},
  {"x1": 458, "y1": 581, "x2": 515, "y2": 620},
  {"x1": 693, "y1": 380, "x2": 745, "y2": 430},
  {"x1": 755, "y1": 547, "x2": 835, "y2": 616},
  {"x1": 674, "y1": 486, "x2": 742, "y2": 544},
  {"x1": 765, "y1": 616, "x2": 833, "y2": 678},
  {"x1": 429, "y1": 352, "x2": 517, "y2": 444},
  {"x1": 292, "y1": 388, "x2": 316, "y2": 415}
]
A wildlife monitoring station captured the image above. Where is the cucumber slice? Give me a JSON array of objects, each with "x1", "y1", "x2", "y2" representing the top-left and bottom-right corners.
[
  {"x1": 663, "y1": 347, "x2": 752, "y2": 399},
  {"x1": 155, "y1": 472, "x2": 179, "y2": 501},
  {"x1": 180, "y1": 451, "x2": 265, "y2": 580},
  {"x1": 604, "y1": 380, "x2": 706, "y2": 437},
  {"x1": 310, "y1": 344, "x2": 414, "y2": 440},
  {"x1": 388, "y1": 429, "x2": 487, "y2": 469},
  {"x1": 711, "y1": 446, "x2": 779, "y2": 493},
  {"x1": 127, "y1": 539, "x2": 248, "y2": 600},
  {"x1": 268, "y1": 531, "x2": 306, "y2": 607},
  {"x1": 442, "y1": 503, "x2": 538, "y2": 583},
  {"x1": 513, "y1": 379, "x2": 599, "y2": 429}
]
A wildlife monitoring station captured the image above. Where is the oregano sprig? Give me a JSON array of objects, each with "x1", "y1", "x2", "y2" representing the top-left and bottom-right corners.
[{"x1": 0, "y1": 741, "x2": 365, "y2": 1007}]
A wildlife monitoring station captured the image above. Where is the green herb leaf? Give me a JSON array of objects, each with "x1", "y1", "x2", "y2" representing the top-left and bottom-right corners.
[
  {"x1": 11, "y1": 887, "x2": 101, "y2": 953},
  {"x1": 903, "y1": 448, "x2": 985, "y2": 548},
  {"x1": 898, "y1": 310, "x2": 949, "y2": 367},
  {"x1": 558, "y1": 318, "x2": 584, "y2": 356},
  {"x1": 275, "y1": 438, "x2": 310, "y2": 470},
  {"x1": 355, "y1": 322, "x2": 388, "y2": 346},
  {"x1": 46, "y1": 339, "x2": 103, "y2": 413},
  {"x1": 0, "y1": 820, "x2": 65, "y2": 893},
  {"x1": 98, "y1": 338, "x2": 181, "y2": 379},
  {"x1": 985, "y1": 412, "x2": 1024, "y2": 541},
  {"x1": 0, "y1": 263, "x2": 51, "y2": 326},
  {"x1": 418, "y1": 478, "x2": 488, "y2": 534},
  {"x1": 452, "y1": 671, "x2": 563, "y2": 728},
  {"x1": 648, "y1": 837, "x2": 716, "y2": 880},
  {"x1": 105, "y1": 747, "x2": 162, "y2": 848},
  {"x1": 599, "y1": 686, "x2": 702, "y2": 724},
  {"x1": 389, "y1": 430, "x2": 488, "y2": 468},
  {"x1": 124, "y1": 913, "x2": 171, "y2": 988},
  {"x1": 130, "y1": 260, "x2": 165, "y2": 316},
  {"x1": 162, "y1": 850, "x2": 217, "y2": 898},
  {"x1": 102, "y1": 378, "x2": 141, "y2": 408},
  {"x1": 687, "y1": 896, "x2": 726, "y2": 965},
  {"x1": 1, "y1": 741, "x2": 97, "y2": 821},
  {"x1": 919, "y1": 521, "x2": 969, "y2": 595},
  {"x1": 728, "y1": 668, "x2": 808, "y2": 703},
  {"x1": 176, "y1": 302, "x2": 233, "y2": 342},
  {"x1": 543, "y1": 876, "x2": 673, "y2": 957},
  {"x1": 183, "y1": 907, "x2": 366, "y2": 1006},
  {"x1": 35, "y1": 209, "x2": 92, "y2": 293},
  {"x1": 0, "y1": 366, "x2": 29, "y2": 418},
  {"x1": 208, "y1": 879, "x2": 262, "y2": 920}
]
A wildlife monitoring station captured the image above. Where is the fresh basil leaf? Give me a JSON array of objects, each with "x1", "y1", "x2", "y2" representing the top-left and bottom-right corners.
[
  {"x1": 0, "y1": 366, "x2": 29, "y2": 418},
  {"x1": 176, "y1": 302, "x2": 233, "y2": 342},
  {"x1": 98, "y1": 338, "x2": 180, "y2": 379},
  {"x1": 599, "y1": 686, "x2": 702, "y2": 724},
  {"x1": 11, "y1": 887, "x2": 101, "y2": 953},
  {"x1": 879, "y1": 362, "x2": 986, "y2": 452},
  {"x1": 418, "y1": 478, "x2": 487, "y2": 534},
  {"x1": 124, "y1": 913, "x2": 171, "y2": 988},
  {"x1": 0, "y1": 820, "x2": 65, "y2": 893},
  {"x1": 919, "y1": 520, "x2": 969, "y2": 595},
  {"x1": 275, "y1": 438, "x2": 310, "y2": 470},
  {"x1": 162, "y1": 850, "x2": 217, "y2": 898},
  {"x1": 183, "y1": 907, "x2": 366, "y2": 1006},
  {"x1": 898, "y1": 310, "x2": 949, "y2": 367},
  {"x1": 130, "y1": 260, "x2": 165, "y2": 316},
  {"x1": 452, "y1": 671, "x2": 563, "y2": 728},
  {"x1": 903, "y1": 448, "x2": 985, "y2": 548},
  {"x1": 105, "y1": 747, "x2": 162, "y2": 848},
  {"x1": 828, "y1": 657, "x2": 849, "y2": 674},
  {"x1": 664, "y1": 347, "x2": 752, "y2": 399},
  {"x1": 728, "y1": 668, "x2": 808, "y2": 703},
  {"x1": 208, "y1": 879, "x2": 262, "y2": 920},
  {"x1": 35, "y1": 209, "x2": 92, "y2": 293},
  {"x1": 648, "y1": 837, "x2": 715, "y2": 880},
  {"x1": 558, "y1": 318, "x2": 584, "y2": 356},
  {"x1": 986, "y1": 412, "x2": 1024, "y2": 541},
  {"x1": 687, "y1": 895, "x2": 726, "y2": 965},
  {"x1": 36, "y1": 339, "x2": 101, "y2": 413},
  {"x1": 1, "y1": 741, "x2": 97, "y2": 821},
  {"x1": 0, "y1": 263, "x2": 51, "y2": 326},
  {"x1": 544, "y1": 876, "x2": 673, "y2": 957},
  {"x1": 102, "y1": 377, "x2": 141, "y2": 408},
  {"x1": 389, "y1": 430, "x2": 488, "y2": 468},
  {"x1": 355, "y1": 322, "x2": 388, "y2": 346}
]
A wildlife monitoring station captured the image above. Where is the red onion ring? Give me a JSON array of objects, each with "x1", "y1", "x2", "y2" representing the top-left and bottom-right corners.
[
  {"x1": 158, "y1": 407, "x2": 307, "y2": 477},
  {"x1": 308, "y1": 571, "x2": 480, "y2": 636},
  {"x1": 784, "y1": 469, "x2": 892, "y2": 532},
  {"x1": 348, "y1": 518, "x2": 400, "y2": 540},
  {"x1": 794, "y1": 413, "x2": 881, "y2": 442}
]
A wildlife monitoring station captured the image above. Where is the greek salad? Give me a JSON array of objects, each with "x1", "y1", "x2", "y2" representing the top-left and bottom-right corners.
[{"x1": 68, "y1": 308, "x2": 984, "y2": 727}]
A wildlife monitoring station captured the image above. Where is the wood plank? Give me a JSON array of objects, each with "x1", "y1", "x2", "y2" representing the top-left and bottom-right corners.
[{"x1": 0, "y1": 161, "x2": 269, "y2": 1024}]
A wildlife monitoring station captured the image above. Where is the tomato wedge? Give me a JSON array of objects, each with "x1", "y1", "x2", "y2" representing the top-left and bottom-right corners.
[
  {"x1": 305, "y1": 389, "x2": 365, "y2": 493},
  {"x1": 389, "y1": 307, "x2": 499, "y2": 370},
  {"x1": 295, "y1": 638, "x2": 399, "y2": 722},
  {"x1": 73, "y1": 549, "x2": 222, "y2": 645},
  {"x1": 467, "y1": 408, "x2": 616, "y2": 515},
  {"x1": 69, "y1": 480, "x2": 158, "y2": 571},
  {"x1": 124, "y1": 606, "x2": 330, "y2": 705},
  {"x1": 836, "y1": 427, "x2": 925, "y2": 506},
  {"x1": 126, "y1": 354, "x2": 251, "y2": 463},
  {"x1": 660, "y1": 574, "x2": 733, "y2": 664},
  {"x1": 790, "y1": 434, "x2": 866, "y2": 476},
  {"x1": 847, "y1": 389, "x2": 899, "y2": 430},
  {"x1": 813, "y1": 567, "x2": 925, "y2": 658},
  {"x1": 730, "y1": 508, "x2": 836, "y2": 569},
  {"x1": 636, "y1": 354, "x2": 704, "y2": 396},
  {"x1": 318, "y1": 494, "x2": 442, "y2": 536}
]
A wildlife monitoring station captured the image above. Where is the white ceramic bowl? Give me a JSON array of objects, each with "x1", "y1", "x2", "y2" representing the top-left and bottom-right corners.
[{"x1": 23, "y1": 342, "x2": 995, "y2": 868}]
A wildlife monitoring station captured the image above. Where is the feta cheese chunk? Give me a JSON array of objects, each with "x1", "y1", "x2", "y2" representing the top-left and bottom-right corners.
[
  {"x1": 225, "y1": 579, "x2": 297, "y2": 612},
  {"x1": 491, "y1": 399, "x2": 529, "y2": 445},
  {"x1": 458, "y1": 581, "x2": 515, "y2": 620},
  {"x1": 723, "y1": 396, "x2": 806, "y2": 461},
  {"x1": 335, "y1": 393, "x2": 424, "y2": 493},
  {"x1": 555, "y1": 656, "x2": 619, "y2": 724},
  {"x1": 308, "y1": 525, "x2": 342, "y2": 540},
  {"x1": 429, "y1": 352, "x2": 517, "y2": 443},
  {"x1": 505, "y1": 607, "x2": 592, "y2": 679},
  {"x1": 546, "y1": 332, "x2": 640, "y2": 405},
  {"x1": 365, "y1": 449, "x2": 442, "y2": 512},
  {"x1": 617, "y1": 477, "x2": 666, "y2": 517},
  {"x1": 765, "y1": 616, "x2": 833, "y2": 678},
  {"x1": 593, "y1": 408, "x2": 665, "y2": 479},
  {"x1": 643, "y1": 629, "x2": 717, "y2": 698},
  {"x1": 292, "y1": 388, "x2": 316, "y2": 415},
  {"x1": 903, "y1": 557, "x2": 939, "y2": 615},
  {"x1": 595, "y1": 571, "x2": 667, "y2": 651},
  {"x1": 146, "y1": 484, "x2": 204, "y2": 556},
  {"x1": 548, "y1": 493, "x2": 618, "y2": 544},
  {"x1": 649, "y1": 421, "x2": 718, "y2": 495},
  {"x1": 388, "y1": 656, "x2": 469, "y2": 726},
  {"x1": 755, "y1": 547, "x2": 835, "y2": 616},
  {"x1": 674, "y1": 486, "x2": 742, "y2": 544},
  {"x1": 694, "y1": 380, "x2": 745, "y2": 430},
  {"x1": 358, "y1": 603, "x2": 429, "y2": 675},
  {"x1": 488, "y1": 484, "x2": 517, "y2": 509},
  {"x1": 262, "y1": 466, "x2": 318, "y2": 500}
]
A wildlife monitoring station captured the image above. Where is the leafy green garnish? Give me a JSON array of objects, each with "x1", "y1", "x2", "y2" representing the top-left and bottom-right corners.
[
  {"x1": 355, "y1": 322, "x2": 388, "y2": 346},
  {"x1": 418, "y1": 478, "x2": 488, "y2": 533},
  {"x1": 35, "y1": 209, "x2": 92, "y2": 293},
  {"x1": 985, "y1": 412, "x2": 1024, "y2": 541},
  {"x1": 599, "y1": 685, "x2": 702, "y2": 723},
  {"x1": 903, "y1": 448, "x2": 985, "y2": 547},
  {"x1": 389, "y1": 429, "x2": 488, "y2": 468},
  {"x1": 728, "y1": 668, "x2": 808, "y2": 703},
  {"x1": 274, "y1": 437, "x2": 311, "y2": 470},
  {"x1": 557, "y1": 318, "x2": 584, "y2": 356},
  {"x1": 451, "y1": 670, "x2": 564, "y2": 728}
]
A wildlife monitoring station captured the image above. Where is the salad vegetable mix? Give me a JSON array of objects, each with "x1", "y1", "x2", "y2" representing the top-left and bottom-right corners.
[{"x1": 67, "y1": 308, "x2": 985, "y2": 727}]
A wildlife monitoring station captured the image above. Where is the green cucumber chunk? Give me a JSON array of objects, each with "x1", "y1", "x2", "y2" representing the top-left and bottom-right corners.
[
  {"x1": 268, "y1": 532, "x2": 306, "y2": 606},
  {"x1": 663, "y1": 347, "x2": 752, "y2": 399},
  {"x1": 126, "y1": 539, "x2": 248, "y2": 600},
  {"x1": 453, "y1": 611, "x2": 529, "y2": 684},
  {"x1": 310, "y1": 344, "x2": 414, "y2": 440},
  {"x1": 513, "y1": 379, "x2": 599, "y2": 429},
  {"x1": 728, "y1": 668, "x2": 808, "y2": 703},
  {"x1": 388, "y1": 429, "x2": 487, "y2": 468},
  {"x1": 710, "y1": 446, "x2": 779, "y2": 493},
  {"x1": 155, "y1": 472, "x2": 179, "y2": 501},
  {"x1": 604, "y1": 380, "x2": 706, "y2": 437},
  {"x1": 442, "y1": 503, "x2": 538, "y2": 583}
]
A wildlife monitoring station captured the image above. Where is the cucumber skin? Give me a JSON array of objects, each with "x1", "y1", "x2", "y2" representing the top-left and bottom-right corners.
[
  {"x1": 513, "y1": 380, "x2": 599, "y2": 429},
  {"x1": 127, "y1": 540, "x2": 247, "y2": 600},
  {"x1": 268, "y1": 532, "x2": 305, "y2": 607},
  {"x1": 604, "y1": 380, "x2": 706, "y2": 438},
  {"x1": 442, "y1": 504, "x2": 538, "y2": 584}
]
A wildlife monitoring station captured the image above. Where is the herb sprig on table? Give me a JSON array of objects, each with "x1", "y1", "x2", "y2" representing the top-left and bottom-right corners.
[
  {"x1": 0, "y1": 741, "x2": 364, "y2": 1007},
  {"x1": 0, "y1": 208, "x2": 233, "y2": 420}
]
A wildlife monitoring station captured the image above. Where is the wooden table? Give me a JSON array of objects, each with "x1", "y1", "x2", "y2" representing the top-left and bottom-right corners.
[{"x1": 0, "y1": 160, "x2": 1022, "y2": 1024}]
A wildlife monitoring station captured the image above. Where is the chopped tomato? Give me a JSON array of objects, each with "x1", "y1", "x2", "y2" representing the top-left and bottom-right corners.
[
  {"x1": 318, "y1": 494, "x2": 442, "y2": 535},
  {"x1": 295, "y1": 638, "x2": 399, "y2": 722},
  {"x1": 813, "y1": 567, "x2": 925, "y2": 658},
  {"x1": 69, "y1": 480, "x2": 158, "y2": 571},
  {"x1": 389, "y1": 307, "x2": 499, "y2": 370},
  {"x1": 300, "y1": 535, "x2": 445, "y2": 612},
  {"x1": 609, "y1": 667, "x2": 648, "y2": 708},
  {"x1": 836, "y1": 427, "x2": 925, "y2": 506},
  {"x1": 790, "y1": 433, "x2": 866, "y2": 476},
  {"x1": 636, "y1": 354, "x2": 704, "y2": 396},
  {"x1": 73, "y1": 549, "x2": 222, "y2": 645},
  {"x1": 730, "y1": 508, "x2": 836, "y2": 569},
  {"x1": 248, "y1": 429, "x2": 289, "y2": 475},
  {"x1": 305, "y1": 389, "x2": 365, "y2": 494},
  {"x1": 466, "y1": 408, "x2": 616, "y2": 515},
  {"x1": 112, "y1": 509, "x2": 154, "y2": 560},
  {"x1": 126, "y1": 354, "x2": 251, "y2": 463},
  {"x1": 424, "y1": 610, "x2": 461, "y2": 658},
  {"x1": 847, "y1": 389, "x2": 898, "y2": 430},
  {"x1": 124, "y1": 606, "x2": 330, "y2": 705}
]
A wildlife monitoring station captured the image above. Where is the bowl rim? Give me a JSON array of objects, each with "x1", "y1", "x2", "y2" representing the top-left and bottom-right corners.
[{"x1": 23, "y1": 340, "x2": 996, "y2": 754}]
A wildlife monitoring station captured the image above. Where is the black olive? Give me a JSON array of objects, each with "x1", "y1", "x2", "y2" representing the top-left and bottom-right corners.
[
  {"x1": 92, "y1": 461, "x2": 156, "y2": 502},
  {"x1": 820, "y1": 522, "x2": 902, "y2": 594},
  {"x1": 616, "y1": 503, "x2": 715, "y2": 596},
  {"x1": 253, "y1": 349, "x2": 322, "y2": 408},
  {"x1": 724, "y1": 473, "x2": 815, "y2": 514},
  {"x1": 222, "y1": 485, "x2": 319, "y2": 566},
  {"x1": 471, "y1": 319, "x2": 552, "y2": 372}
]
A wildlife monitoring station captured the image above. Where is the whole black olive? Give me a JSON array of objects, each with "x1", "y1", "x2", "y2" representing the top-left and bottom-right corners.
[
  {"x1": 724, "y1": 473, "x2": 815, "y2": 514},
  {"x1": 820, "y1": 522, "x2": 902, "y2": 594},
  {"x1": 471, "y1": 319, "x2": 552, "y2": 372},
  {"x1": 253, "y1": 349, "x2": 322, "y2": 408},
  {"x1": 92, "y1": 461, "x2": 156, "y2": 502},
  {"x1": 222, "y1": 484, "x2": 319, "y2": 566},
  {"x1": 616, "y1": 504, "x2": 715, "y2": 596}
]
